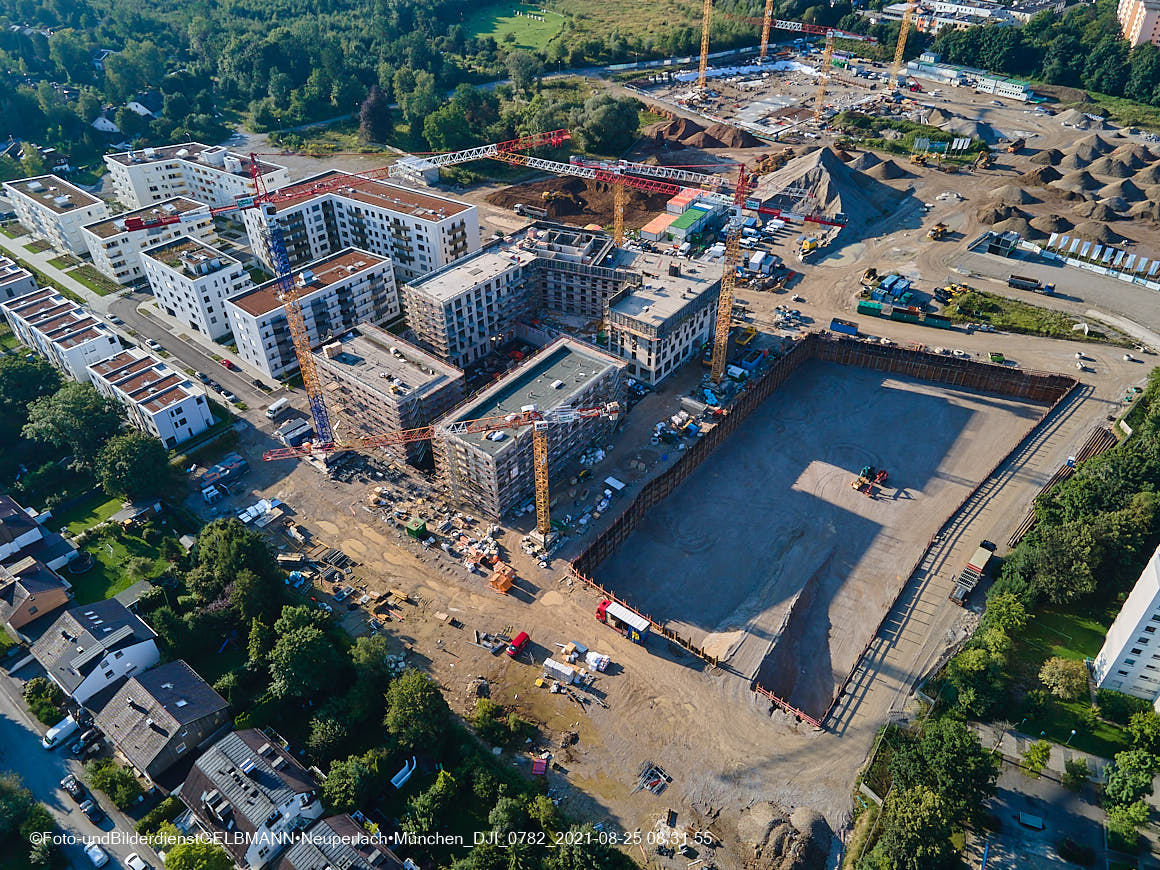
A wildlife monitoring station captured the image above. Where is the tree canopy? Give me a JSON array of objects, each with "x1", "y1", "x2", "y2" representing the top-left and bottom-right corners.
[
  {"x1": 96, "y1": 431, "x2": 173, "y2": 499},
  {"x1": 385, "y1": 668, "x2": 451, "y2": 751},
  {"x1": 22, "y1": 382, "x2": 124, "y2": 468}
]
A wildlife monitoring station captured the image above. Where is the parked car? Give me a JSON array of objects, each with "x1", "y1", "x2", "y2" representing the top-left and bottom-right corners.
[
  {"x1": 70, "y1": 728, "x2": 99, "y2": 755},
  {"x1": 79, "y1": 798, "x2": 105, "y2": 824},
  {"x1": 85, "y1": 844, "x2": 110, "y2": 867},
  {"x1": 146, "y1": 339, "x2": 162, "y2": 351},
  {"x1": 220, "y1": 389, "x2": 237, "y2": 402},
  {"x1": 41, "y1": 714, "x2": 79, "y2": 750},
  {"x1": 60, "y1": 774, "x2": 86, "y2": 803},
  {"x1": 195, "y1": 372, "x2": 210, "y2": 383},
  {"x1": 506, "y1": 631, "x2": 530, "y2": 657},
  {"x1": 220, "y1": 359, "x2": 238, "y2": 370},
  {"x1": 126, "y1": 854, "x2": 151, "y2": 870}
]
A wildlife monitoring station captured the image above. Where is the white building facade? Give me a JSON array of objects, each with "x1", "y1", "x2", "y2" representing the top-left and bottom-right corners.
[
  {"x1": 141, "y1": 238, "x2": 249, "y2": 339},
  {"x1": 82, "y1": 197, "x2": 214, "y2": 286},
  {"x1": 1, "y1": 288, "x2": 120, "y2": 382},
  {"x1": 3, "y1": 176, "x2": 110, "y2": 254},
  {"x1": 103, "y1": 143, "x2": 290, "y2": 210},
  {"x1": 225, "y1": 249, "x2": 400, "y2": 378},
  {"x1": 88, "y1": 348, "x2": 215, "y2": 448},
  {"x1": 0, "y1": 257, "x2": 37, "y2": 302},
  {"x1": 1093, "y1": 545, "x2": 1160, "y2": 707}
]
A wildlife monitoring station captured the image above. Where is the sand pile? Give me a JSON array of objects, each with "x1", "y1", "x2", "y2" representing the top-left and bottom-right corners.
[
  {"x1": 1057, "y1": 153, "x2": 1089, "y2": 171},
  {"x1": 1073, "y1": 221, "x2": 1121, "y2": 243},
  {"x1": 1128, "y1": 200, "x2": 1160, "y2": 221},
  {"x1": 683, "y1": 130, "x2": 726, "y2": 148},
  {"x1": 867, "y1": 159, "x2": 907, "y2": 179},
  {"x1": 752, "y1": 146, "x2": 908, "y2": 229},
  {"x1": 941, "y1": 117, "x2": 1003, "y2": 144},
  {"x1": 1133, "y1": 164, "x2": 1160, "y2": 186},
  {"x1": 1030, "y1": 214, "x2": 1073, "y2": 233},
  {"x1": 1030, "y1": 148, "x2": 1064, "y2": 166},
  {"x1": 1088, "y1": 155, "x2": 1136, "y2": 178},
  {"x1": 704, "y1": 123, "x2": 763, "y2": 148},
  {"x1": 834, "y1": 149, "x2": 853, "y2": 162},
  {"x1": 1112, "y1": 143, "x2": 1155, "y2": 164},
  {"x1": 1019, "y1": 165, "x2": 1062, "y2": 186},
  {"x1": 1100, "y1": 196, "x2": 1131, "y2": 213},
  {"x1": 924, "y1": 107, "x2": 955, "y2": 126},
  {"x1": 847, "y1": 151, "x2": 881, "y2": 171},
  {"x1": 990, "y1": 184, "x2": 1037, "y2": 204},
  {"x1": 1052, "y1": 169, "x2": 1102, "y2": 196},
  {"x1": 977, "y1": 202, "x2": 1026, "y2": 224},
  {"x1": 1057, "y1": 108, "x2": 1094, "y2": 128},
  {"x1": 1073, "y1": 200, "x2": 1120, "y2": 221},
  {"x1": 993, "y1": 215, "x2": 1040, "y2": 238},
  {"x1": 644, "y1": 117, "x2": 706, "y2": 142},
  {"x1": 1076, "y1": 133, "x2": 1116, "y2": 157},
  {"x1": 1145, "y1": 183, "x2": 1160, "y2": 202},
  {"x1": 1098, "y1": 178, "x2": 1145, "y2": 202}
]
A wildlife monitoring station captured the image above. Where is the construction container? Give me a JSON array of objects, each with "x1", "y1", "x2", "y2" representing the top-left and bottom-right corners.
[
  {"x1": 405, "y1": 518, "x2": 427, "y2": 539},
  {"x1": 856, "y1": 300, "x2": 883, "y2": 316},
  {"x1": 890, "y1": 309, "x2": 922, "y2": 324},
  {"x1": 543, "y1": 658, "x2": 575, "y2": 684},
  {"x1": 924, "y1": 312, "x2": 953, "y2": 329},
  {"x1": 829, "y1": 317, "x2": 859, "y2": 336}
]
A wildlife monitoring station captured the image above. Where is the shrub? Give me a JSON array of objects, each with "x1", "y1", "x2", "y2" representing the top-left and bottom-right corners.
[
  {"x1": 23, "y1": 677, "x2": 65, "y2": 725},
  {"x1": 135, "y1": 796, "x2": 183, "y2": 834},
  {"x1": 1022, "y1": 740, "x2": 1051, "y2": 776},
  {"x1": 84, "y1": 759, "x2": 143, "y2": 810},
  {"x1": 1039, "y1": 657, "x2": 1090, "y2": 701},
  {"x1": 1063, "y1": 757, "x2": 1090, "y2": 790},
  {"x1": 1057, "y1": 836, "x2": 1094, "y2": 866}
]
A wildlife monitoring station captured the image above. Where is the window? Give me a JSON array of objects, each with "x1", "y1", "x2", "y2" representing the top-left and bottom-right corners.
[
  {"x1": 1126, "y1": 659, "x2": 1137, "y2": 665},
  {"x1": 1133, "y1": 648, "x2": 1143, "y2": 655},
  {"x1": 114, "y1": 650, "x2": 124, "y2": 659},
  {"x1": 175, "y1": 742, "x2": 187, "y2": 754},
  {"x1": 1148, "y1": 626, "x2": 1157, "y2": 634}
]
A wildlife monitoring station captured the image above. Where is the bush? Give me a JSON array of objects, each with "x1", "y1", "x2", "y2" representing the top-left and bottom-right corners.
[
  {"x1": 135, "y1": 796, "x2": 183, "y2": 834},
  {"x1": 1063, "y1": 757, "x2": 1090, "y2": 790},
  {"x1": 471, "y1": 698, "x2": 538, "y2": 746},
  {"x1": 23, "y1": 677, "x2": 65, "y2": 725},
  {"x1": 85, "y1": 759, "x2": 143, "y2": 810},
  {"x1": 1057, "y1": 836, "x2": 1094, "y2": 866},
  {"x1": 1099, "y1": 689, "x2": 1153, "y2": 725},
  {"x1": 1022, "y1": 740, "x2": 1051, "y2": 776},
  {"x1": 1039, "y1": 657, "x2": 1090, "y2": 701}
]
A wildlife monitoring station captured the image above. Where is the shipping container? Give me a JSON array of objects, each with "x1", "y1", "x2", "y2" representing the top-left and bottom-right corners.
[
  {"x1": 857, "y1": 300, "x2": 883, "y2": 316},
  {"x1": 924, "y1": 313, "x2": 953, "y2": 329},
  {"x1": 829, "y1": 317, "x2": 859, "y2": 336},
  {"x1": 890, "y1": 309, "x2": 922, "y2": 324}
]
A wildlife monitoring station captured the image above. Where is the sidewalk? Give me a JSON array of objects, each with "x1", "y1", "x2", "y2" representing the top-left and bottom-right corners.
[{"x1": 969, "y1": 722, "x2": 1110, "y2": 782}]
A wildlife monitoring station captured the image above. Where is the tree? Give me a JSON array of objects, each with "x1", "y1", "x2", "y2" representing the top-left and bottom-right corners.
[
  {"x1": 385, "y1": 668, "x2": 450, "y2": 751},
  {"x1": 22, "y1": 382, "x2": 124, "y2": 467},
  {"x1": 888, "y1": 718, "x2": 997, "y2": 826},
  {"x1": 1063, "y1": 757, "x2": 1090, "y2": 790},
  {"x1": 423, "y1": 105, "x2": 474, "y2": 152},
  {"x1": 1022, "y1": 740, "x2": 1051, "y2": 776},
  {"x1": 983, "y1": 591, "x2": 1028, "y2": 634},
  {"x1": 274, "y1": 604, "x2": 329, "y2": 635},
  {"x1": 505, "y1": 50, "x2": 543, "y2": 94},
  {"x1": 322, "y1": 755, "x2": 373, "y2": 813},
  {"x1": 0, "y1": 356, "x2": 60, "y2": 412},
  {"x1": 96, "y1": 431, "x2": 172, "y2": 499},
  {"x1": 85, "y1": 759, "x2": 143, "y2": 809},
  {"x1": 400, "y1": 71, "x2": 439, "y2": 138},
  {"x1": 230, "y1": 568, "x2": 279, "y2": 624},
  {"x1": 571, "y1": 94, "x2": 641, "y2": 154},
  {"x1": 1038, "y1": 657, "x2": 1089, "y2": 701},
  {"x1": 0, "y1": 772, "x2": 34, "y2": 838},
  {"x1": 23, "y1": 676, "x2": 65, "y2": 725},
  {"x1": 403, "y1": 770, "x2": 457, "y2": 833},
  {"x1": 247, "y1": 617, "x2": 273, "y2": 664},
  {"x1": 546, "y1": 824, "x2": 628, "y2": 870},
  {"x1": 20, "y1": 146, "x2": 48, "y2": 177},
  {"x1": 195, "y1": 519, "x2": 276, "y2": 586},
  {"x1": 163, "y1": 838, "x2": 234, "y2": 870},
  {"x1": 1106, "y1": 799, "x2": 1149, "y2": 850},
  {"x1": 1105, "y1": 749, "x2": 1157, "y2": 806},
  {"x1": 488, "y1": 796, "x2": 528, "y2": 836},
  {"x1": 875, "y1": 786, "x2": 955, "y2": 870},
  {"x1": 269, "y1": 625, "x2": 339, "y2": 698},
  {"x1": 307, "y1": 714, "x2": 349, "y2": 763},
  {"x1": 1127, "y1": 710, "x2": 1160, "y2": 754},
  {"x1": 358, "y1": 84, "x2": 391, "y2": 144}
]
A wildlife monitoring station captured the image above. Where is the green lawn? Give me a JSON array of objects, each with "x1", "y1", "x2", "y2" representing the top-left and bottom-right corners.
[
  {"x1": 67, "y1": 264, "x2": 120, "y2": 296},
  {"x1": 463, "y1": 2, "x2": 565, "y2": 51},
  {"x1": 0, "y1": 326, "x2": 20, "y2": 352},
  {"x1": 0, "y1": 223, "x2": 25, "y2": 239},
  {"x1": 68, "y1": 532, "x2": 168, "y2": 605},
  {"x1": 945, "y1": 290, "x2": 1128, "y2": 345},
  {"x1": 23, "y1": 239, "x2": 52, "y2": 253},
  {"x1": 47, "y1": 254, "x2": 78, "y2": 269},
  {"x1": 48, "y1": 492, "x2": 124, "y2": 535}
]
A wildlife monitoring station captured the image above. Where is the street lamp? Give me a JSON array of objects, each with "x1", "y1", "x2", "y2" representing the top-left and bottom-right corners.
[{"x1": 1066, "y1": 729, "x2": 1076, "y2": 746}]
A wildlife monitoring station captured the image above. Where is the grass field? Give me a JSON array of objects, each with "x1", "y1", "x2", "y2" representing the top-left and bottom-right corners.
[
  {"x1": 464, "y1": 2, "x2": 566, "y2": 51},
  {"x1": 946, "y1": 290, "x2": 1128, "y2": 344},
  {"x1": 67, "y1": 263, "x2": 121, "y2": 296},
  {"x1": 47, "y1": 253, "x2": 79, "y2": 269},
  {"x1": 68, "y1": 531, "x2": 169, "y2": 605},
  {"x1": 1081, "y1": 93, "x2": 1160, "y2": 133},
  {"x1": 49, "y1": 491, "x2": 124, "y2": 535},
  {"x1": 23, "y1": 239, "x2": 52, "y2": 253},
  {"x1": 0, "y1": 222, "x2": 26, "y2": 239}
]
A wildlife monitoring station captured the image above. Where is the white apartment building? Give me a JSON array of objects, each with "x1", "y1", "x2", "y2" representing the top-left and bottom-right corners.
[
  {"x1": 3, "y1": 176, "x2": 110, "y2": 254},
  {"x1": 1093, "y1": 545, "x2": 1160, "y2": 707},
  {"x1": 225, "y1": 249, "x2": 399, "y2": 379},
  {"x1": 141, "y1": 237, "x2": 249, "y2": 339},
  {"x1": 1, "y1": 288, "x2": 120, "y2": 382},
  {"x1": 241, "y1": 171, "x2": 480, "y2": 284},
  {"x1": 403, "y1": 248, "x2": 538, "y2": 368},
  {"x1": 82, "y1": 197, "x2": 214, "y2": 286},
  {"x1": 605, "y1": 254, "x2": 719, "y2": 386},
  {"x1": 103, "y1": 143, "x2": 290, "y2": 210},
  {"x1": 88, "y1": 348, "x2": 214, "y2": 448},
  {"x1": 0, "y1": 256, "x2": 37, "y2": 301},
  {"x1": 1119, "y1": 0, "x2": 1160, "y2": 45}
]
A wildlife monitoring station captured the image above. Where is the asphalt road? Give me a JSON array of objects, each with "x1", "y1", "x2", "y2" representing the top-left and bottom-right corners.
[{"x1": 0, "y1": 671, "x2": 154, "y2": 870}]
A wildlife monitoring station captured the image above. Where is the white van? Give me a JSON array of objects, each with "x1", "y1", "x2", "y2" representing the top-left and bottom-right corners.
[
  {"x1": 42, "y1": 714, "x2": 79, "y2": 750},
  {"x1": 265, "y1": 398, "x2": 290, "y2": 420}
]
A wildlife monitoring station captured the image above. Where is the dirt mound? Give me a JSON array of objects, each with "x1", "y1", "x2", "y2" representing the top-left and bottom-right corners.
[
  {"x1": 1030, "y1": 213, "x2": 1073, "y2": 233},
  {"x1": 847, "y1": 151, "x2": 881, "y2": 171},
  {"x1": 644, "y1": 117, "x2": 705, "y2": 143},
  {"x1": 924, "y1": 107, "x2": 955, "y2": 126},
  {"x1": 992, "y1": 215, "x2": 1040, "y2": 239},
  {"x1": 989, "y1": 184, "x2": 1037, "y2": 204},
  {"x1": 1112, "y1": 142, "x2": 1156, "y2": 164},
  {"x1": 976, "y1": 202, "x2": 1025, "y2": 225},
  {"x1": 1072, "y1": 220, "x2": 1122, "y2": 243},
  {"x1": 752, "y1": 146, "x2": 909, "y2": 231},
  {"x1": 941, "y1": 117, "x2": 1003, "y2": 144},
  {"x1": 1072, "y1": 200, "x2": 1120, "y2": 222},
  {"x1": 1030, "y1": 148, "x2": 1064, "y2": 166},
  {"x1": 1051, "y1": 169, "x2": 1102, "y2": 196},
  {"x1": 735, "y1": 803, "x2": 830, "y2": 870},
  {"x1": 1133, "y1": 164, "x2": 1160, "y2": 186},
  {"x1": 1098, "y1": 177, "x2": 1145, "y2": 202},
  {"x1": 1056, "y1": 108, "x2": 1093, "y2": 128},
  {"x1": 1128, "y1": 199, "x2": 1160, "y2": 221},
  {"x1": 704, "y1": 122, "x2": 763, "y2": 148},
  {"x1": 1099, "y1": 195, "x2": 1131, "y2": 213},
  {"x1": 1019, "y1": 165, "x2": 1062, "y2": 186},
  {"x1": 834, "y1": 149, "x2": 853, "y2": 162},
  {"x1": 485, "y1": 176, "x2": 671, "y2": 228},
  {"x1": 1076, "y1": 133, "x2": 1116, "y2": 155},
  {"x1": 1057, "y1": 152, "x2": 1090, "y2": 171},
  {"x1": 683, "y1": 130, "x2": 726, "y2": 148},
  {"x1": 866, "y1": 159, "x2": 907, "y2": 179},
  {"x1": 1088, "y1": 155, "x2": 1136, "y2": 178},
  {"x1": 1145, "y1": 183, "x2": 1160, "y2": 202}
]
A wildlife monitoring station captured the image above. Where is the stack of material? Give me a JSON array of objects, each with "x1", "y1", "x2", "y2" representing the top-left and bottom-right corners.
[
  {"x1": 1030, "y1": 148, "x2": 1064, "y2": 166},
  {"x1": 1030, "y1": 213, "x2": 1073, "y2": 233},
  {"x1": 1073, "y1": 220, "x2": 1121, "y2": 243},
  {"x1": 990, "y1": 184, "x2": 1037, "y2": 204}
]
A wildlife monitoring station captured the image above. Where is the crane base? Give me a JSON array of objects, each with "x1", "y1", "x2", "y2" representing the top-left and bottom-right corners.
[{"x1": 529, "y1": 529, "x2": 558, "y2": 549}]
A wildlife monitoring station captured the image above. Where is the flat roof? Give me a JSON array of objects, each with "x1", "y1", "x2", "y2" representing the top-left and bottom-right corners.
[
  {"x1": 442, "y1": 337, "x2": 621, "y2": 456},
  {"x1": 282, "y1": 170, "x2": 472, "y2": 220},
  {"x1": 105, "y1": 143, "x2": 286, "y2": 177},
  {"x1": 88, "y1": 348, "x2": 203, "y2": 413},
  {"x1": 641, "y1": 213, "x2": 678, "y2": 234},
  {"x1": 142, "y1": 236, "x2": 237, "y2": 271},
  {"x1": 229, "y1": 248, "x2": 386, "y2": 318},
  {"x1": 0, "y1": 257, "x2": 32, "y2": 287},
  {"x1": 610, "y1": 254, "x2": 719, "y2": 327},
  {"x1": 317, "y1": 324, "x2": 461, "y2": 399},
  {"x1": 5, "y1": 175, "x2": 102, "y2": 214},
  {"x1": 408, "y1": 249, "x2": 536, "y2": 303},
  {"x1": 83, "y1": 197, "x2": 207, "y2": 239},
  {"x1": 668, "y1": 207, "x2": 709, "y2": 231}
]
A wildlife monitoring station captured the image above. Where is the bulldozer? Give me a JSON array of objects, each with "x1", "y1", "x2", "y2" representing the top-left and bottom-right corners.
[
  {"x1": 860, "y1": 266, "x2": 879, "y2": 288},
  {"x1": 927, "y1": 222, "x2": 949, "y2": 241}
]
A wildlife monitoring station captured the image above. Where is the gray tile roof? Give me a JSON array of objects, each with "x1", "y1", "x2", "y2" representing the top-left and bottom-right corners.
[
  {"x1": 30, "y1": 599, "x2": 156, "y2": 692},
  {"x1": 0, "y1": 495, "x2": 38, "y2": 546},
  {"x1": 275, "y1": 816, "x2": 404, "y2": 870},
  {"x1": 0, "y1": 557, "x2": 68, "y2": 625}
]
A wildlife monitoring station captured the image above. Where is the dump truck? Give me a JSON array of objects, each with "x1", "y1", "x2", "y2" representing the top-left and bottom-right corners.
[
  {"x1": 596, "y1": 599, "x2": 650, "y2": 644},
  {"x1": 829, "y1": 317, "x2": 858, "y2": 336},
  {"x1": 950, "y1": 543, "x2": 995, "y2": 606},
  {"x1": 1006, "y1": 137, "x2": 1026, "y2": 153},
  {"x1": 1007, "y1": 274, "x2": 1055, "y2": 295},
  {"x1": 927, "y1": 222, "x2": 949, "y2": 240}
]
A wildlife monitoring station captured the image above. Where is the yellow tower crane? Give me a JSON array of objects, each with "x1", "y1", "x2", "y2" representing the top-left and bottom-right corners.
[
  {"x1": 891, "y1": 0, "x2": 918, "y2": 81},
  {"x1": 697, "y1": 0, "x2": 714, "y2": 90}
]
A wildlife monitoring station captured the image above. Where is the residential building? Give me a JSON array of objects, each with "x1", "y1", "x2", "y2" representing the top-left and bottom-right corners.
[
  {"x1": 103, "y1": 143, "x2": 290, "y2": 210},
  {"x1": 1119, "y1": 0, "x2": 1160, "y2": 46},
  {"x1": 523, "y1": 224, "x2": 641, "y2": 319},
  {"x1": 240, "y1": 171, "x2": 479, "y2": 284},
  {"x1": 273, "y1": 816, "x2": 405, "y2": 870},
  {"x1": 82, "y1": 197, "x2": 214, "y2": 286},
  {"x1": 1093, "y1": 545, "x2": 1160, "y2": 707},
  {"x1": 403, "y1": 248, "x2": 538, "y2": 369},
  {"x1": 88, "y1": 348, "x2": 214, "y2": 448},
  {"x1": 0, "y1": 256, "x2": 37, "y2": 301},
  {"x1": 0, "y1": 494, "x2": 78, "y2": 572},
  {"x1": 0, "y1": 557, "x2": 71, "y2": 637},
  {"x1": 30, "y1": 599, "x2": 159, "y2": 704},
  {"x1": 315, "y1": 325, "x2": 465, "y2": 463},
  {"x1": 1, "y1": 288, "x2": 120, "y2": 382},
  {"x1": 180, "y1": 729, "x2": 324, "y2": 870},
  {"x1": 226, "y1": 249, "x2": 399, "y2": 379},
  {"x1": 2, "y1": 175, "x2": 110, "y2": 254},
  {"x1": 92, "y1": 660, "x2": 229, "y2": 784},
  {"x1": 877, "y1": 0, "x2": 1018, "y2": 33},
  {"x1": 605, "y1": 254, "x2": 719, "y2": 386},
  {"x1": 141, "y1": 237, "x2": 248, "y2": 339},
  {"x1": 433, "y1": 337, "x2": 625, "y2": 519}
]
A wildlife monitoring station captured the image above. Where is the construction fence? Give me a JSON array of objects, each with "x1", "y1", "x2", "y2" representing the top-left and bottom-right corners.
[{"x1": 571, "y1": 332, "x2": 1077, "y2": 729}]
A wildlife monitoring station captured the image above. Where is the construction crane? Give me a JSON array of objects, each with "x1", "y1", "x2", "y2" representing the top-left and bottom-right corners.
[
  {"x1": 263, "y1": 402, "x2": 622, "y2": 541},
  {"x1": 697, "y1": 0, "x2": 715, "y2": 90},
  {"x1": 891, "y1": 0, "x2": 919, "y2": 82},
  {"x1": 122, "y1": 130, "x2": 570, "y2": 443},
  {"x1": 709, "y1": 164, "x2": 751, "y2": 384}
]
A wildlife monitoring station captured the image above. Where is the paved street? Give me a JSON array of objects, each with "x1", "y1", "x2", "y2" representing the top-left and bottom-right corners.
[{"x1": 0, "y1": 668, "x2": 155, "y2": 870}]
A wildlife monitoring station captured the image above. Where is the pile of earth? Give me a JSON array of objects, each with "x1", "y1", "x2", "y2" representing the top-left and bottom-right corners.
[
  {"x1": 643, "y1": 117, "x2": 763, "y2": 149},
  {"x1": 485, "y1": 176, "x2": 671, "y2": 227},
  {"x1": 735, "y1": 803, "x2": 831, "y2": 870}
]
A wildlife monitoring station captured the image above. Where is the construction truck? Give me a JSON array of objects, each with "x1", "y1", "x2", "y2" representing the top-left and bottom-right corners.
[
  {"x1": 909, "y1": 153, "x2": 928, "y2": 166},
  {"x1": 950, "y1": 542, "x2": 995, "y2": 606},
  {"x1": 1008, "y1": 274, "x2": 1055, "y2": 295},
  {"x1": 799, "y1": 237, "x2": 821, "y2": 261},
  {"x1": 1006, "y1": 137, "x2": 1026, "y2": 153},
  {"x1": 514, "y1": 203, "x2": 548, "y2": 219},
  {"x1": 927, "y1": 222, "x2": 949, "y2": 240},
  {"x1": 974, "y1": 150, "x2": 994, "y2": 169}
]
